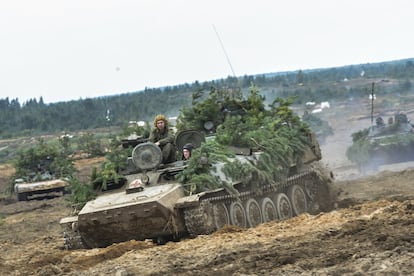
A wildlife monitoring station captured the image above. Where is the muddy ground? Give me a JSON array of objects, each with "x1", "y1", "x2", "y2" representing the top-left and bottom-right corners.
[{"x1": 1, "y1": 101, "x2": 414, "y2": 275}]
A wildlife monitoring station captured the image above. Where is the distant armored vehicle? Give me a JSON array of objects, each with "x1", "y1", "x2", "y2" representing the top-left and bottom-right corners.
[
  {"x1": 346, "y1": 113, "x2": 414, "y2": 172},
  {"x1": 11, "y1": 138, "x2": 75, "y2": 201},
  {"x1": 13, "y1": 163, "x2": 70, "y2": 201},
  {"x1": 14, "y1": 178, "x2": 69, "y2": 201}
]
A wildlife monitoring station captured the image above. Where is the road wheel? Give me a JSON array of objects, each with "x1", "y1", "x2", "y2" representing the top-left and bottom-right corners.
[
  {"x1": 229, "y1": 201, "x2": 247, "y2": 228},
  {"x1": 213, "y1": 202, "x2": 230, "y2": 230},
  {"x1": 274, "y1": 193, "x2": 292, "y2": 220},
  {"x1": 17, "y1": 192, "x2": 28, "y2": 201},
  {"x1": 245, "y1": 198, "x2": 263, "y2": 227},
  {"x1": 288, "y1": 184, "x2": 308, "y2": 216},
  {"x1": 261, "y1": 197, "x2": 278, "y2": 222}
]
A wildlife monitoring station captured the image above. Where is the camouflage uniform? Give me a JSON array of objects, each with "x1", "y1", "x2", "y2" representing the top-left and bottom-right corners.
[{"x1": 149, "y1": 115, "x2": 176, "y2": 163}]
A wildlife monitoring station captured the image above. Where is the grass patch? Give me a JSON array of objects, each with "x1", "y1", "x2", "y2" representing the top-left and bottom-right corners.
[{"x1": 0, "y1": 214, "x2": 6, "y2": 226}]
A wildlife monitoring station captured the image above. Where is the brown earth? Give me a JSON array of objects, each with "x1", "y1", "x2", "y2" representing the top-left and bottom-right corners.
[{"x1": 1, "y1": 100, "x2": 414, "y2": 275}]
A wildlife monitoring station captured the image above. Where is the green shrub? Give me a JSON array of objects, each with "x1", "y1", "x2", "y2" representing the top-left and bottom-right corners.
[{"x1": 66, "y1": 177, "x2": 96, "y2": 211}]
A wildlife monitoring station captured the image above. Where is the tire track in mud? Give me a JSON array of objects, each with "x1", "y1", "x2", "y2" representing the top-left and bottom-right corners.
[{"x1": 67, "y1": 240, "x2": 154, "y2": 268}]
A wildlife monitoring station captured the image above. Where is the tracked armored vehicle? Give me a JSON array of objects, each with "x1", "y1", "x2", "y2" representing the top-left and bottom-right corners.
[
  {"x1": 14, "y1": 177, "x2": 69, "y2": 201},
  {"x1": 12, "y1": 141, "x2": 73, "y2": 201},
  {"x1": 60, "y1": 88, "x2": 335, "y2": 249},
  {"x1": 347, "y1": 113, "x2": 414, "y2": 172},
  {"x1": 60, "y1": 128, "x2": 333, "y2": 249}
]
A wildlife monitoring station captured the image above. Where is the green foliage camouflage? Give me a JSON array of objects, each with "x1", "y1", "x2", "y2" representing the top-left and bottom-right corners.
[
  {"x1": 67, "y1": 124, "x2": 150, "y2": 206},
  {"x1": 8, "y1": 137, "x2": 76, "y2": 196},
  {"x1": 72, "y1": 135, "x2": 125, "y2": 205},
  {"x1": 176, "y1": 87, "x2": 238, "y2": 133},
  {"x1": 11, "y1": 138, "x2": 76, "y2": 182},
  {"x1": 177, "y1": 86, "x2": 313, "y2": 194},
  {"x1": 90, "y1": 163, "x2": 126, "y2": 191},
  {"x1": 89, "y1": 124, "x2": 150, "y2": 191},
  {"x1": 177, "y1": 140, "x2": 237, "y2": 195},
  {"x1": 66, "y1": 176, "x2": 96, "y2": 210}
]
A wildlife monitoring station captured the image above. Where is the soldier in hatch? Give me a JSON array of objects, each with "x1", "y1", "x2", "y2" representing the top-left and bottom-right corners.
[
  {"x1": 148, "y1": 114, "x2": 176, "y2": 164},
  {"x1": 182, "y1": 143, "x2": 193, "y2": 160}
]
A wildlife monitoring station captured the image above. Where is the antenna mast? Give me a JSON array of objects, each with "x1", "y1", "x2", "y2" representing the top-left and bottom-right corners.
[{"x1": 212, "y1": 24, "x2": 236, "y2": 77}]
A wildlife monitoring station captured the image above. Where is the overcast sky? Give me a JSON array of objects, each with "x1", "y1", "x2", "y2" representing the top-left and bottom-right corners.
[{"x1": 1, "y1": 0, "x2": 413, "y2": 104}]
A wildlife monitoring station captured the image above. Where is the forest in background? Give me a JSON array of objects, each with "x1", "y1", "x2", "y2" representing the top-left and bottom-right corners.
[{"x1": 1, "y1": 57, "x2": 414, "y2": 141}]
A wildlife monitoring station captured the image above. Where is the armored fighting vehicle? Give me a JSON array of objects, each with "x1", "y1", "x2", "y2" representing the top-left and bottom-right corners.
[
  {"x1": 14, "y1": 177, "x2": 69, "y2": 201},
  {"x1": 60, "y1": 88, "x2": 335, "y2": 249},
  {"x1": 12, "y1": 139, "x2": 74, "y2": 201},
  {"x1": 346, "y1": 113, "x2": 414, "y2": 172}
]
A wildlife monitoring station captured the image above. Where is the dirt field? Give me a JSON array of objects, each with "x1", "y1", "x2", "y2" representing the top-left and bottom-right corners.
[{"x1": 1, "y1": 101, "x2": 414, "y2": 275}]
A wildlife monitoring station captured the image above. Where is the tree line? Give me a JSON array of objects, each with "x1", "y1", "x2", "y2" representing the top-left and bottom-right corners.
[{"x1": 1, "y1": 58, "x2": 413, "y2": 139}]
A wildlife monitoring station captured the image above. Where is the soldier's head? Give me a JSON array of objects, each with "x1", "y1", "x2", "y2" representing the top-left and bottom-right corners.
[
  {"x1": 153, "y1": 114, "x2": 168, "y2": 130},
  {"x1": 182, "y1": 143, "x2": 194, "y2": 160}
]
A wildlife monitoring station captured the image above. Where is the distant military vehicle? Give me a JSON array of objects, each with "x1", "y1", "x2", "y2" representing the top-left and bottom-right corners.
[
  {"x1": 60, "y1": 89, "x2": 335, "y2": 249},
  {"x1": 12, "y1": 138, "x2": 75, "y2": 201},
  {"x1": 14, "y1": 177, "x2": 69, "y2": 201},
  {"x1": 346, "y1": 112, "x2": 414, "y2": 173},
  {"x1": 13, "y1": 158, "x2": 70, "y2": 201}
]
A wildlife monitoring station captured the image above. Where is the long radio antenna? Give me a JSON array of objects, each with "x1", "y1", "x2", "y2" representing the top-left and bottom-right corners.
[{"x1": 212, "y1": 24, "x2": 237, "y2": 77}]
